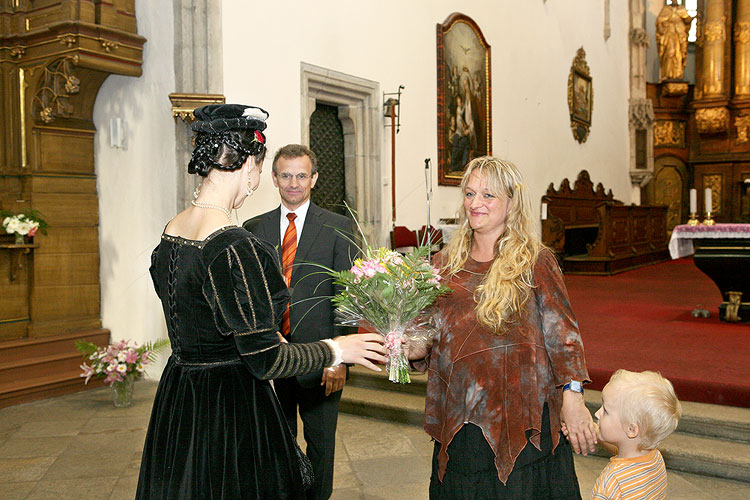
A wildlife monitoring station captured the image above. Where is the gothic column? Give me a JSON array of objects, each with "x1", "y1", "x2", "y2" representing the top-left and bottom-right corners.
[
  {"x1": 629, "y1": 0, "x2": 654, "y2": 201},
  {"x1": 735, "y1": 0, "x2": 750, "y2": 98}
]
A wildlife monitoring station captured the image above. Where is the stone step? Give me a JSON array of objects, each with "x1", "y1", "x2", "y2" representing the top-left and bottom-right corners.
[{"x1": 342, "y1": 366, "x2": 750, "y2": 483}]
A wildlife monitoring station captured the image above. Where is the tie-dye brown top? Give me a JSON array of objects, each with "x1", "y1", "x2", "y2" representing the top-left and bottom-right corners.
[{"x1": 421, "y1": 247, "x2": 589, "y2": 484}]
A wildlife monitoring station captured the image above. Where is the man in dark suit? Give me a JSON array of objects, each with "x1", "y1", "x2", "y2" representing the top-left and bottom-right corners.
[{"x1": 243, "y1": 144, "x2": 356, "y2": 500}]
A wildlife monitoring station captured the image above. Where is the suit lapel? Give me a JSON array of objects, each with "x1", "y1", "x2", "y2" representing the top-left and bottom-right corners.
[
  {"x1": 293, "y1": 203, "x2": 324, "y2": 282},
  {"x1": 262, "y1": 207, "x2": 282, "y2": 258}
]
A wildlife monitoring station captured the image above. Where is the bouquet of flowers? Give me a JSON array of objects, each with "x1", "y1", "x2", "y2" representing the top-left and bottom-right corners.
[
  {"x1": 75, "y1": 338, "x2": 170, "y2": 386},
  {"x1": 1, "y1": 209, "x2": 48, "y2": 244},
  {"x1": 330, "y1": 245, "x2": 451, "y2": 383}
]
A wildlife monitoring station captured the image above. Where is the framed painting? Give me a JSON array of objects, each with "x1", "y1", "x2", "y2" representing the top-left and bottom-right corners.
[
  {"x1": 436, "y1": 13, "x2": 491, "y2": 186},
  {"x1": 567, "y1": 47, "x2": 593, "y2": 143}
]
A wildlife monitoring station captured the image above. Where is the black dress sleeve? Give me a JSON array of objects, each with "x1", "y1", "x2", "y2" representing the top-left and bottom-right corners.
[
  {"x1": 149, "y1": 245, "x2": 161, "y2": 298},
  {"x1": 202, "y1": 234, "x2": 333, "y2": 379}
]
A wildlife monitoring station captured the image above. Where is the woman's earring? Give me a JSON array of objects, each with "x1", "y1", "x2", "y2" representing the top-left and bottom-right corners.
[
  {"x1": 246, "y1": 183, "x2": 254, "y2": 198},
  {"x1": 193, "y1": 184, "x2": 201, "y2": 200}
]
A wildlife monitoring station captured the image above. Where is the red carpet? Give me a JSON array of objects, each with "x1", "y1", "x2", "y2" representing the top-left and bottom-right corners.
[{"x1": 564, "y1": 258, "x2": 749, "y2": 408}]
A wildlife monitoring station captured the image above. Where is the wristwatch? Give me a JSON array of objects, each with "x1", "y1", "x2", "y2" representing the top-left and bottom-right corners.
[{"x1": 563, "y1": 380, "x2": 584, "y2": 394}]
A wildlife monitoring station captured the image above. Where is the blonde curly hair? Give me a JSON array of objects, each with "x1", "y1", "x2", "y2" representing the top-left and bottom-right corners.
[{"x1": 440, "y1": 156, "x2": 542, "y2": 332}]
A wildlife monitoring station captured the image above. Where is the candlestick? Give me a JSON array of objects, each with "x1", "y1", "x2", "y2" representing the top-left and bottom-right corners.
[
  {"x1": 689, "y1": 189, "x2": 697, "y2": 213},
  {"x1": 704, "y1": 187, "x2": 712, "y2": 213},
  {"x1": 687, "y1": 212, "x2": 699, "y2": 226},
  {"x1": 702, "y1": 211, "x2": 715, "y2": 226}
]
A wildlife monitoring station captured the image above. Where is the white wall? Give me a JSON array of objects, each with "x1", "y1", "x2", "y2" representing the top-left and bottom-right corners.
[
  {"x1": 93, "y1": 0, "x2": 175, "y2": 375},
  {"x1": 223, "y1": 0, "x2": 632, "y2": 235}
]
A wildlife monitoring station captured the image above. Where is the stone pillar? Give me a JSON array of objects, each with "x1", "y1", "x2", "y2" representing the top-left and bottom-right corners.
[
  {"x1": 700, "y1": 0, "x2": 727, "y2": 99},
  {"x1": 735, "y1": 0, "x2": 750, "y2": 98},
  {"x1": 172, "y1": 0, "x2": 225, "y2": 213},
  {"x1": 629, "y1": 0, "x2": 654, "y2": 195}
]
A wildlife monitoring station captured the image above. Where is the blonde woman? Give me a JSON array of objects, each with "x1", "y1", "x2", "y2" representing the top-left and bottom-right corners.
[{"x1": 408, "y1": 156, "x2": 596, "y2": 499}]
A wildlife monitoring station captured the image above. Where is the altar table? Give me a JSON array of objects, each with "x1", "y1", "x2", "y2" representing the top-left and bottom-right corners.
[{"x1": 669, "y1": 224, "x2": 750, "y2": 322}]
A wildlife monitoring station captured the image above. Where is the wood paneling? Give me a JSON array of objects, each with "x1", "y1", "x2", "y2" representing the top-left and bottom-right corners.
[
  {"x1": 34, "y1": 253, "x2": 99, "y2": 285},
  {"x1": 34, "y1": 227, "x2": 99, "y2": 255},
  {"x1": 32, "y1": 284, "x2": 100, "y2": 321},
  {"x1": 1, "y1": 0, "x2": 144, "y2": 407},
  {"x1": 31, "y1": 193, "x2": 99, "y2": 226},
  {"x1": 0, "y1": 286, "x2": 29, "y2": 319},
  {"x1": 30, "y1": 175, "x2": 97, "y2": 194},
  {"x1": 28, "y1": 317, "x2": 102, "y2": 338},
  {"x1": 0, "y1": 321, "x2": 29, "y2": 342},
  {"x1": 35, "y1": 129, "x2": 94, "y2": 174}
]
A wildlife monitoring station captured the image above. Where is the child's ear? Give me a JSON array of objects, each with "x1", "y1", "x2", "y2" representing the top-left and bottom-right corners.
[{"x1": 625, "y1": 423, "x2": 639, "y2": 439}]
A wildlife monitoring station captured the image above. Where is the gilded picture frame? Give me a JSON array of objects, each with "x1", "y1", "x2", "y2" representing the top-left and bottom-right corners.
[
  {"x1": 567, "y1": 47, "x2": 593, "y2": 143},
  {"x1": 436, "y1": 12, "x2": 492, "y2": 186}
]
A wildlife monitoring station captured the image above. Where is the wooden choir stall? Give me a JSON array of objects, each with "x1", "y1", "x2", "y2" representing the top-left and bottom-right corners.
[{"x1": 542, "y1": 170, "x2": 669, "y2": 275}]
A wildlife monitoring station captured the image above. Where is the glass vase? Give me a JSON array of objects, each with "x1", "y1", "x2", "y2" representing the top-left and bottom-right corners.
[
  {"x1": 14, "y1": 233, "x2": 24, "y2": 245},
  {"x1": 112, "y1": 376, "x2": 135, "y2": 407}
]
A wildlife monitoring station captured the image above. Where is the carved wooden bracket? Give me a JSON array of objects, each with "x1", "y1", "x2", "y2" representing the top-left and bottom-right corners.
[
  {"x1": 0, "y1": 243, "x2": 37, "y2": 282},
  {"x1": 168, "y1": 93, "x2": 226, "y2": 123}
]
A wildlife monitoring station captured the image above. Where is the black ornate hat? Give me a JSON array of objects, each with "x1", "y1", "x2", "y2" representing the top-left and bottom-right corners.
[
  {"x1": 188, "y1": 104, "x2": 269, "y2": 176},
  {"x1": 191, "y1": 104, "x2": 269, "y2": 133}
]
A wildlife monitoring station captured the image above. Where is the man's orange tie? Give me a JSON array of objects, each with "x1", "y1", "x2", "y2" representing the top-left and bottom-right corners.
[{"x1": 281, "y1": 213, "x2": 297, "y2": 336}]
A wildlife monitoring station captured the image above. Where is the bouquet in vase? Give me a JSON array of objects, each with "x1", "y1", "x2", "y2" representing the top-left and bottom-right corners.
[
  {"x1": 75, "y1": 338, "x2": 170, "y2": 386},
  {"x1": 1, "y1": 209, "x2": 48, "y2": 244},
  {"x1": 330, "y1": 245, "x2": 451, "y2": 383}
]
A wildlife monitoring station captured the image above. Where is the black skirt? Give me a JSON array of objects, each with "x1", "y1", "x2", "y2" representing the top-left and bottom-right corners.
[{"x1": 429, "y1": 404, "x2": 582, "y2": 500}]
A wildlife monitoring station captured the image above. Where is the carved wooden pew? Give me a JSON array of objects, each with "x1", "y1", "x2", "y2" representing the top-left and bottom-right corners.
[{"x1": 542, "y1": 170, "x2": 669, "y2": 275}]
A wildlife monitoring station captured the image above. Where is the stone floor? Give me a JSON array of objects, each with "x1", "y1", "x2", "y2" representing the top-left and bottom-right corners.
[{"x1": 0, "y1": 381, "x2": 748, "y2": 500}]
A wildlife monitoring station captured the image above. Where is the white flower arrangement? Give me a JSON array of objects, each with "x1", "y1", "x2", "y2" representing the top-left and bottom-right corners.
[{"x1": 1, "y1": 210, "x2": 48, "y2": 242}]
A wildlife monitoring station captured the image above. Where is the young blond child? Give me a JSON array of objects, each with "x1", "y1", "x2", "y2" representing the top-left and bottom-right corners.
[{"x1": 591, "y1": 369, "x2": 682, "y2": 500}]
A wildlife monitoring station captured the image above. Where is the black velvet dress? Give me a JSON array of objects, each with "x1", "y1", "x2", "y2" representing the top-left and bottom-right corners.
[{"x1": 136, "y1": 226, "x2": 333, "y2": 500}]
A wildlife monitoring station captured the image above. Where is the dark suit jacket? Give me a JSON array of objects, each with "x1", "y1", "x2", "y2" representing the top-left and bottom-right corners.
[{"x1": 243, "y1": 203, "x2": 357, "y2": 387}]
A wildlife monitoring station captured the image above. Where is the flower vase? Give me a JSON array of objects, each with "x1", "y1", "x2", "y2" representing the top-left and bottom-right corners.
[
  {"x1": 14, "y1": 233, "x2": 24, "y2": 245},
  {"x1": 112, "y1": 376, "x2": 135, "y2": 407}
]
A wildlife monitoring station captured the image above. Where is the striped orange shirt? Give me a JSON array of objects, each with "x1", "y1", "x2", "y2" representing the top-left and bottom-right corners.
[{"x1": 591, "y1": 449, "x2": 667, "y2": 500}]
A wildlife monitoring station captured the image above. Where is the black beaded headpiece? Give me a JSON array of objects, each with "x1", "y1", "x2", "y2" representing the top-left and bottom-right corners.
[{"x1": 188, "y1": 104, "x2": 269, "y2": 176}]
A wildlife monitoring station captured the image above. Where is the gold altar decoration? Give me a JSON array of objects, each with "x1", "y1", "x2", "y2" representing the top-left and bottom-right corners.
[
  {"x1": 695, "y1": 107, "x2": 730, "y2": 135},
  {"x1": 736, "y1": 1, "x2": 750, "y2": 98},
  {"x1": 697, "y1": 4, "x2": 727, "y2": 98},
  {"x1": 656, "y1": 0, "x2": 694, "y2": 82},
  {"x1": 653, "y1": 166, "x2": 682, "y2": 229},
  {"x1": 654, "y1": 120, "x2": 685, "y2": 147},
  {"x1": 704, "y1": 174, "x2": 722, "y2": 214},
  {"x1": 661, "y1": 81, "x2": 689, "y2": 96},
  {"x1": 169, "y1": 93, "x2": 226, "y2": 123},
  {"x1": 735, "y1": 115, "x2": 750, "y2": 143},
  {"x1": 567, "y1": 47, "x2": 593, "y2": 144}
]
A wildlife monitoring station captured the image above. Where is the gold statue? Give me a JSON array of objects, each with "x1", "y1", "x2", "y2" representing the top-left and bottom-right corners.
[{"x1": 656, "y1": 0, "x2": 694, "y2": 81}]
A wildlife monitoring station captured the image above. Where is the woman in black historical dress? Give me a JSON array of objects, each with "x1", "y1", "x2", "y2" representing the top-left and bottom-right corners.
[{"x1": 135, "y1": 104, "x2": 386, "y2": 500}]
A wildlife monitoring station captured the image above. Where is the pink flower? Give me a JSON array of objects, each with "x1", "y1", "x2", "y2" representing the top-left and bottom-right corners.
[
  {"x1": 125, "y1": 349, "x2": 139, "y2": 364},
  {"x1": 79, "y1": 363, "x2": 95, "y2": 384},
  {"x1": 28, "y1": 226, "x2": 38, "y2": 237}
]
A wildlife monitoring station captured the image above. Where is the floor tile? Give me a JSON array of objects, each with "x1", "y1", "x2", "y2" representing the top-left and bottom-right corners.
[
  {"x1": 0, "y1": 482, "x2": 36, "y2": 500},
  {"x1": 0, "y1": 436, "x2": 72, "y2": 458},
  {"x1": 26, "y1": 476, "x2": 117, "y2": 500},
  {"x1": 0, "y1": 456, "x2": 57, "y2": 483}
]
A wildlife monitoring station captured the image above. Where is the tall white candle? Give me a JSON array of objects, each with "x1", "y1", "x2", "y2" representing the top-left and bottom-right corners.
[
  {"x1": 541, "y1": 202, "x2": 547, "y2": 220},
  {"x1": 689, "y1": 189, "x2": 697, "y2": 213},
  {"x1": 705, "y1": 188, "x2": 712, "y2": 213}
]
